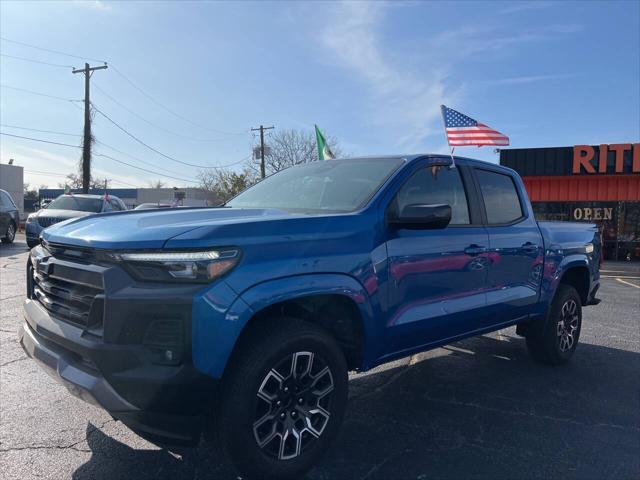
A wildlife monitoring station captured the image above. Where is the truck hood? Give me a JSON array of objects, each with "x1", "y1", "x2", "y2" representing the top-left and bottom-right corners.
[{"x1": 41, "y1": 208, "x2": 294, "y2": 250}]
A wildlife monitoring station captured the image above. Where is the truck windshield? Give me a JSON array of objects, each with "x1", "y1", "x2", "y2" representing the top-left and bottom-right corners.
[
  {"x1": 227, "y1": 158, "x2": 404, "y2": 213},
  {"x1": 47, "y1": 196, "x2": 104, "y2": 213}
]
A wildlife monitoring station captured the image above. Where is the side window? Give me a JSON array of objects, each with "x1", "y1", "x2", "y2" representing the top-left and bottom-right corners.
[
  {"x1": 102, "y1": 200, "x2": 113, "y2": 212},
  {"x1": 0, "y1": 192, "x2": 7, "y2": 207},
  {"x1": 476, "y1": 169, "x2": 524, "y2": 225},
  {"x1": 395, "y1": 166, "x2": 470, "y2": 225},
  {"x1": 109, "y1": 199, "x2": 122, "y2": 211}
]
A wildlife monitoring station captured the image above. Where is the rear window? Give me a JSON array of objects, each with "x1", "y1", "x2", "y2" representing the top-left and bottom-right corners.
[{"x1": 476, "y1": 169, "x2": 524, "y2": 224}]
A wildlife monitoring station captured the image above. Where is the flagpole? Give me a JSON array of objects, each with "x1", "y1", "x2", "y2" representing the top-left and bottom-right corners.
[{"x1": 440, "y1": 105, "x2": 456, "y2": 169}]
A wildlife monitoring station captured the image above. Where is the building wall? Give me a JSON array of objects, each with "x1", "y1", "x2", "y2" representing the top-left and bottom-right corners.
[
  {"x1": 0, "y1": 164, "x2": 24, "y2": 214},
  {"x1": 522, "y1": 175, "x2": 640, "y2": 202},
  {"x1": 500, "y1": 144, "x2": 640, "y2": 261},
  {"x1": 136, "y1": 188, "x2": 220, "y2": 206}
]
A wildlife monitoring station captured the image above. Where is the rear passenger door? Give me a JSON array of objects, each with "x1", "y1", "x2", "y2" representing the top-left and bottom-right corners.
[
  {"x1": 385, "y1": 164, "x2": 491, "y2": 354},
  {"x1": 473, "y1": 168, "x2": 544, "y2": 324}
]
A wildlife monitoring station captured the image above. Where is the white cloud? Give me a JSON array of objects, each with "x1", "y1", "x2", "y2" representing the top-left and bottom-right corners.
[
  {"x1": 315, "y1": 2, "x2": 583, "y2": 152},
  {"x1": 484, "y1": 73, "x2": 578, "y2": 86},
  {"x1": 72, "y1": 1, "x2": 112, "y2": 12},
  {"x1": 319, "y1": 2, "x2": 455, "y2": 151}
]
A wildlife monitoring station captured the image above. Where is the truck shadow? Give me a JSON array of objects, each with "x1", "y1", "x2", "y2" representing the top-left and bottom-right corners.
[{"x1": 71, "y1": 333, "x2": 640, "y2": 480}]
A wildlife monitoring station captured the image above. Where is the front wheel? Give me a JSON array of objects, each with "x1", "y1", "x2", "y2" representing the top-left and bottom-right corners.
[
  {"x1": 526, "y1": 284, "x2": 582, "y2": 365},
  {"x1": 217, "y1": 318, "x2": 348, "y2": 479},
  {"x1": 1, "y1": 222, "x2": 15, "y2": 244}
]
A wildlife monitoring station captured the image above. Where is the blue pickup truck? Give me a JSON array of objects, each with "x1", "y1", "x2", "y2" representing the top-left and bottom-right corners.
[{"x1": 20, "y1": 155, "x2": 600, "y2": 479}]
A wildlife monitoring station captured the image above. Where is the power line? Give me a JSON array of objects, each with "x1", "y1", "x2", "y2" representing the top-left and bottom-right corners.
[
  {"x1": 93, "y1": 82, "x2": 228, "y2": 142},
  {"x1": 93, "y1": 152, "x2": 198, "y2": 184},
  {"x1": 0, "y1": 53, "x2": 74, "y2": 69},
  {"x1": 0, "y1": 36, "x2": 107, "y2": 63},
  {"x1": 25, "y1": 169, "x2": 140, "y2": 188},
  {"x1": 0, "y1": 84, "x2": 81, "y2": 102},
  {"x1": 1, "y1": 124, "x2": 80, "y2": 137},
  {"x1": 1, "y1": 36, "x2": 246, "y2": 138},
  {"x1": 0, "y1": 132, "x2": 81, "y2": 148},
  {"x1": 110, "y1": 65, "x2": 247, "y2": 137},
  {"x1": 4, "y1": 132, "x2": 195, "y2": 185},
  {"x1": 92, "y1": 104, "x2": 249, "y2": 169},
  {"x1": 94, "y1": 140, "x2": 200, "y2": 178}
]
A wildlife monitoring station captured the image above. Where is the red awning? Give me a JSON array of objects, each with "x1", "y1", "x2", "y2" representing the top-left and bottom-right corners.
[{"x1": 522, "y1": 175, "x2": 640, "y2": 202}]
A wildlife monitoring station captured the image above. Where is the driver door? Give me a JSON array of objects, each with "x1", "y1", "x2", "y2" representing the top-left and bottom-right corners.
[{"x1": 384, "y1": 165, "x2": 490, "y2": 356}]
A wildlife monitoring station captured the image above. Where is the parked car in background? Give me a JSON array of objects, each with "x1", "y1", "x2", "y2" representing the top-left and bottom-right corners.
[
  {"x1": 25, "y1": 194, "x2": 127, "y2": 248},
  {"x1": 134, "y1": 202, "x2": 173, "y2": 210},
  {"x1": 0, "y1": 188, "x2": 19, "y2": 244},
  {"x1": 20, "y1": 155, "x2": 601, "y2": 479}
]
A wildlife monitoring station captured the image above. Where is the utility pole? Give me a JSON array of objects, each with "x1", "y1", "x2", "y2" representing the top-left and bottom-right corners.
[
  {"x1": 251, "y1": 124, "x2": 274, "y2": 178},
  {"x1": 73, "y1": 62, "x2": 108, "y2": 193}
]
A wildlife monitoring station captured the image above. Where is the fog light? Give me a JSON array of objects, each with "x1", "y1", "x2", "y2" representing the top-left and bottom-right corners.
[{"x1": 143, "y1": 320, "x2": 184, "y2": 366}]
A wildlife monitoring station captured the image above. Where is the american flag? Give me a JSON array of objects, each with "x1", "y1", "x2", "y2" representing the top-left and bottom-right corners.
[{"x1": 441, "y1": 105, "x2": 509, "y2": 147}]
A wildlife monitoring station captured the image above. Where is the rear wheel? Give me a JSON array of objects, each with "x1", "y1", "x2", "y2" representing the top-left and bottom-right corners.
[
  {"x1": 217, "y1": 318, "x2": 348, "y2": 479},
  {"x1": 1, "y1": 222, "x2": 15, "y2": 244},
  {"x1": 526, "y1": 284, "x2": 582, "y2": 365}
]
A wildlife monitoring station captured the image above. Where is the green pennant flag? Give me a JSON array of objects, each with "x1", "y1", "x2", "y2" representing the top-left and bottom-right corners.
[
  {"x1": 315, "y1": 125, "x2": 335, "y2": 161},
  {"x1": 64, "y1": 184, "x2": 71, "y2": 195}
]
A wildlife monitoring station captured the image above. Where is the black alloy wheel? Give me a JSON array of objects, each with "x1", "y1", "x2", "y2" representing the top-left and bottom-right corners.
[
  {"x1": 217, "y1": 318, "x2": 348, "y2": 480},
  {"x1": 526, "y1": 284, "x2": 582, "y2": 365}
]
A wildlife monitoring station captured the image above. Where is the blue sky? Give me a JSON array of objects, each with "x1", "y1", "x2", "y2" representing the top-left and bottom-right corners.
[{"x1": 1, "y1": 0, "x2": 638, "y2": 189}]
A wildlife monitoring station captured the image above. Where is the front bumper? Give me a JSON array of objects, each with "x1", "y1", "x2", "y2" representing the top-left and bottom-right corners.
[{"x1": 21, "y1": 246, "x2": 220, "y2": 445}]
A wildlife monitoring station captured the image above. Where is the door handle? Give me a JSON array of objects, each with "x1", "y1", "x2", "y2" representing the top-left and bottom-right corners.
[
  {"x1": 522, "y1": 242, "x2": 539, "y2": 253},
  {"x1": 464, "y1": 245, "x2": 487, "y2": 256}
]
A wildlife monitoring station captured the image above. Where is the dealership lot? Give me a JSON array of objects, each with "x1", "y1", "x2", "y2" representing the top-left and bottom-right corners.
[{"x1": 1, "y1": 236, "x2": 638, "y2": 480}]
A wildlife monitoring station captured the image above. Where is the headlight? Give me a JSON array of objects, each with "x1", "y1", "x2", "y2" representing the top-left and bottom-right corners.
[
  {"x1": 110, "y1": 249, "x2": 240, "y2": 283},
  {"x1": 26, "y1": 215, "x2": 35, "y2": 224}
]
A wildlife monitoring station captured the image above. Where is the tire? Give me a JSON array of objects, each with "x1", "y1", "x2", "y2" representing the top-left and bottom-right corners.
[
  {"x1": 526, "y1": 284, "x2": 582, "y2": 365},
  {"x1": 1, "y1": 222, "x2": 16, "y2": 244},
  {"x1": 217, "y1": 318, "x2": 348, "y2": 480}
]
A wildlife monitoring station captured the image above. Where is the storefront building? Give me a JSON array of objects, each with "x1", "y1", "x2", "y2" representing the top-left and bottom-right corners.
[{"x1": 500, "y1": 143, "x2": 640, "y2": 261}]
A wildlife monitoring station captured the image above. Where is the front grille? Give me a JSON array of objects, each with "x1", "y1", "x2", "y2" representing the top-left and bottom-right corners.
[
  {"x1": 38, "y1": 216, "x2": 65, "y2": 228},
  {"x1": 29, "y1": 250, "x2": 105, "y2": 330}
]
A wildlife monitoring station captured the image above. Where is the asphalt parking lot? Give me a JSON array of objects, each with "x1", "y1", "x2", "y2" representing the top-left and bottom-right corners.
[{"x1": 1, "y1": 234, "x2": 639, "y2": 480}]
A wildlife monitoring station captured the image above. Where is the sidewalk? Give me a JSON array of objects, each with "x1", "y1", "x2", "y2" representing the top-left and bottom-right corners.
[{"x1": 601, "y1": 261, "x2": 640, "y2": 275}]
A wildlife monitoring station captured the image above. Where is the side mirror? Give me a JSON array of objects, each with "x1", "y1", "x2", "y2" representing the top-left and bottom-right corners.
[{"x1": 391, "y1": 203, "x2": 452, "y2": 230}]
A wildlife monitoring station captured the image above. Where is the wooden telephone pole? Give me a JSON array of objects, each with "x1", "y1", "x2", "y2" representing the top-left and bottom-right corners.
[
  {"x1": 72, "y1": 63, "x2": 108, "y2": 193},
  {"x1": 251, "y1": 125, "x2": 274, "y2": 178}
]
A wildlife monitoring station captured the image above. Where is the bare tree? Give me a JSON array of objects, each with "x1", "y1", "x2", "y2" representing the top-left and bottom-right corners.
[
  {"x1": 58, "y1": 173, "x2": 109, "y2": 190},
  {"x1": 247, "y1": 128, "x2": 342, "y2": 176},
  {"x1": 196, "y1": 168, "x2": 258, "y2": 202},
  {"x1": 148, "y1": 180, "x2": 167, "y2": 189}
]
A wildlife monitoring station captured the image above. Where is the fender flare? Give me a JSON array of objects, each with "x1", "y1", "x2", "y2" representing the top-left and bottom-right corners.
[{"x1": 193, "y1": 274, "x2": 375, "y2": 379}]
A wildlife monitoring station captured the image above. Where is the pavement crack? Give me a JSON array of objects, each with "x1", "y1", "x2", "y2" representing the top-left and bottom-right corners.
[
  {"x1": 0, "y1": 419, "x2": 119, "y2": 454},
  {"x1": 0, "y1": 356, "x2": 28, "y2": 367},
  {"x1": 0, "y1": 444, "x2": 91, "y2": 453},
  {"x1": 0, "y1": 293, "x2": 24, "y2": 301}
]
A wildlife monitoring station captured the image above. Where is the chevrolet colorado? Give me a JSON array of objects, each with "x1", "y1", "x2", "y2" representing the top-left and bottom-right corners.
[{"x1": 19, "y1": 155, "x2": 601, "y2": 479}]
